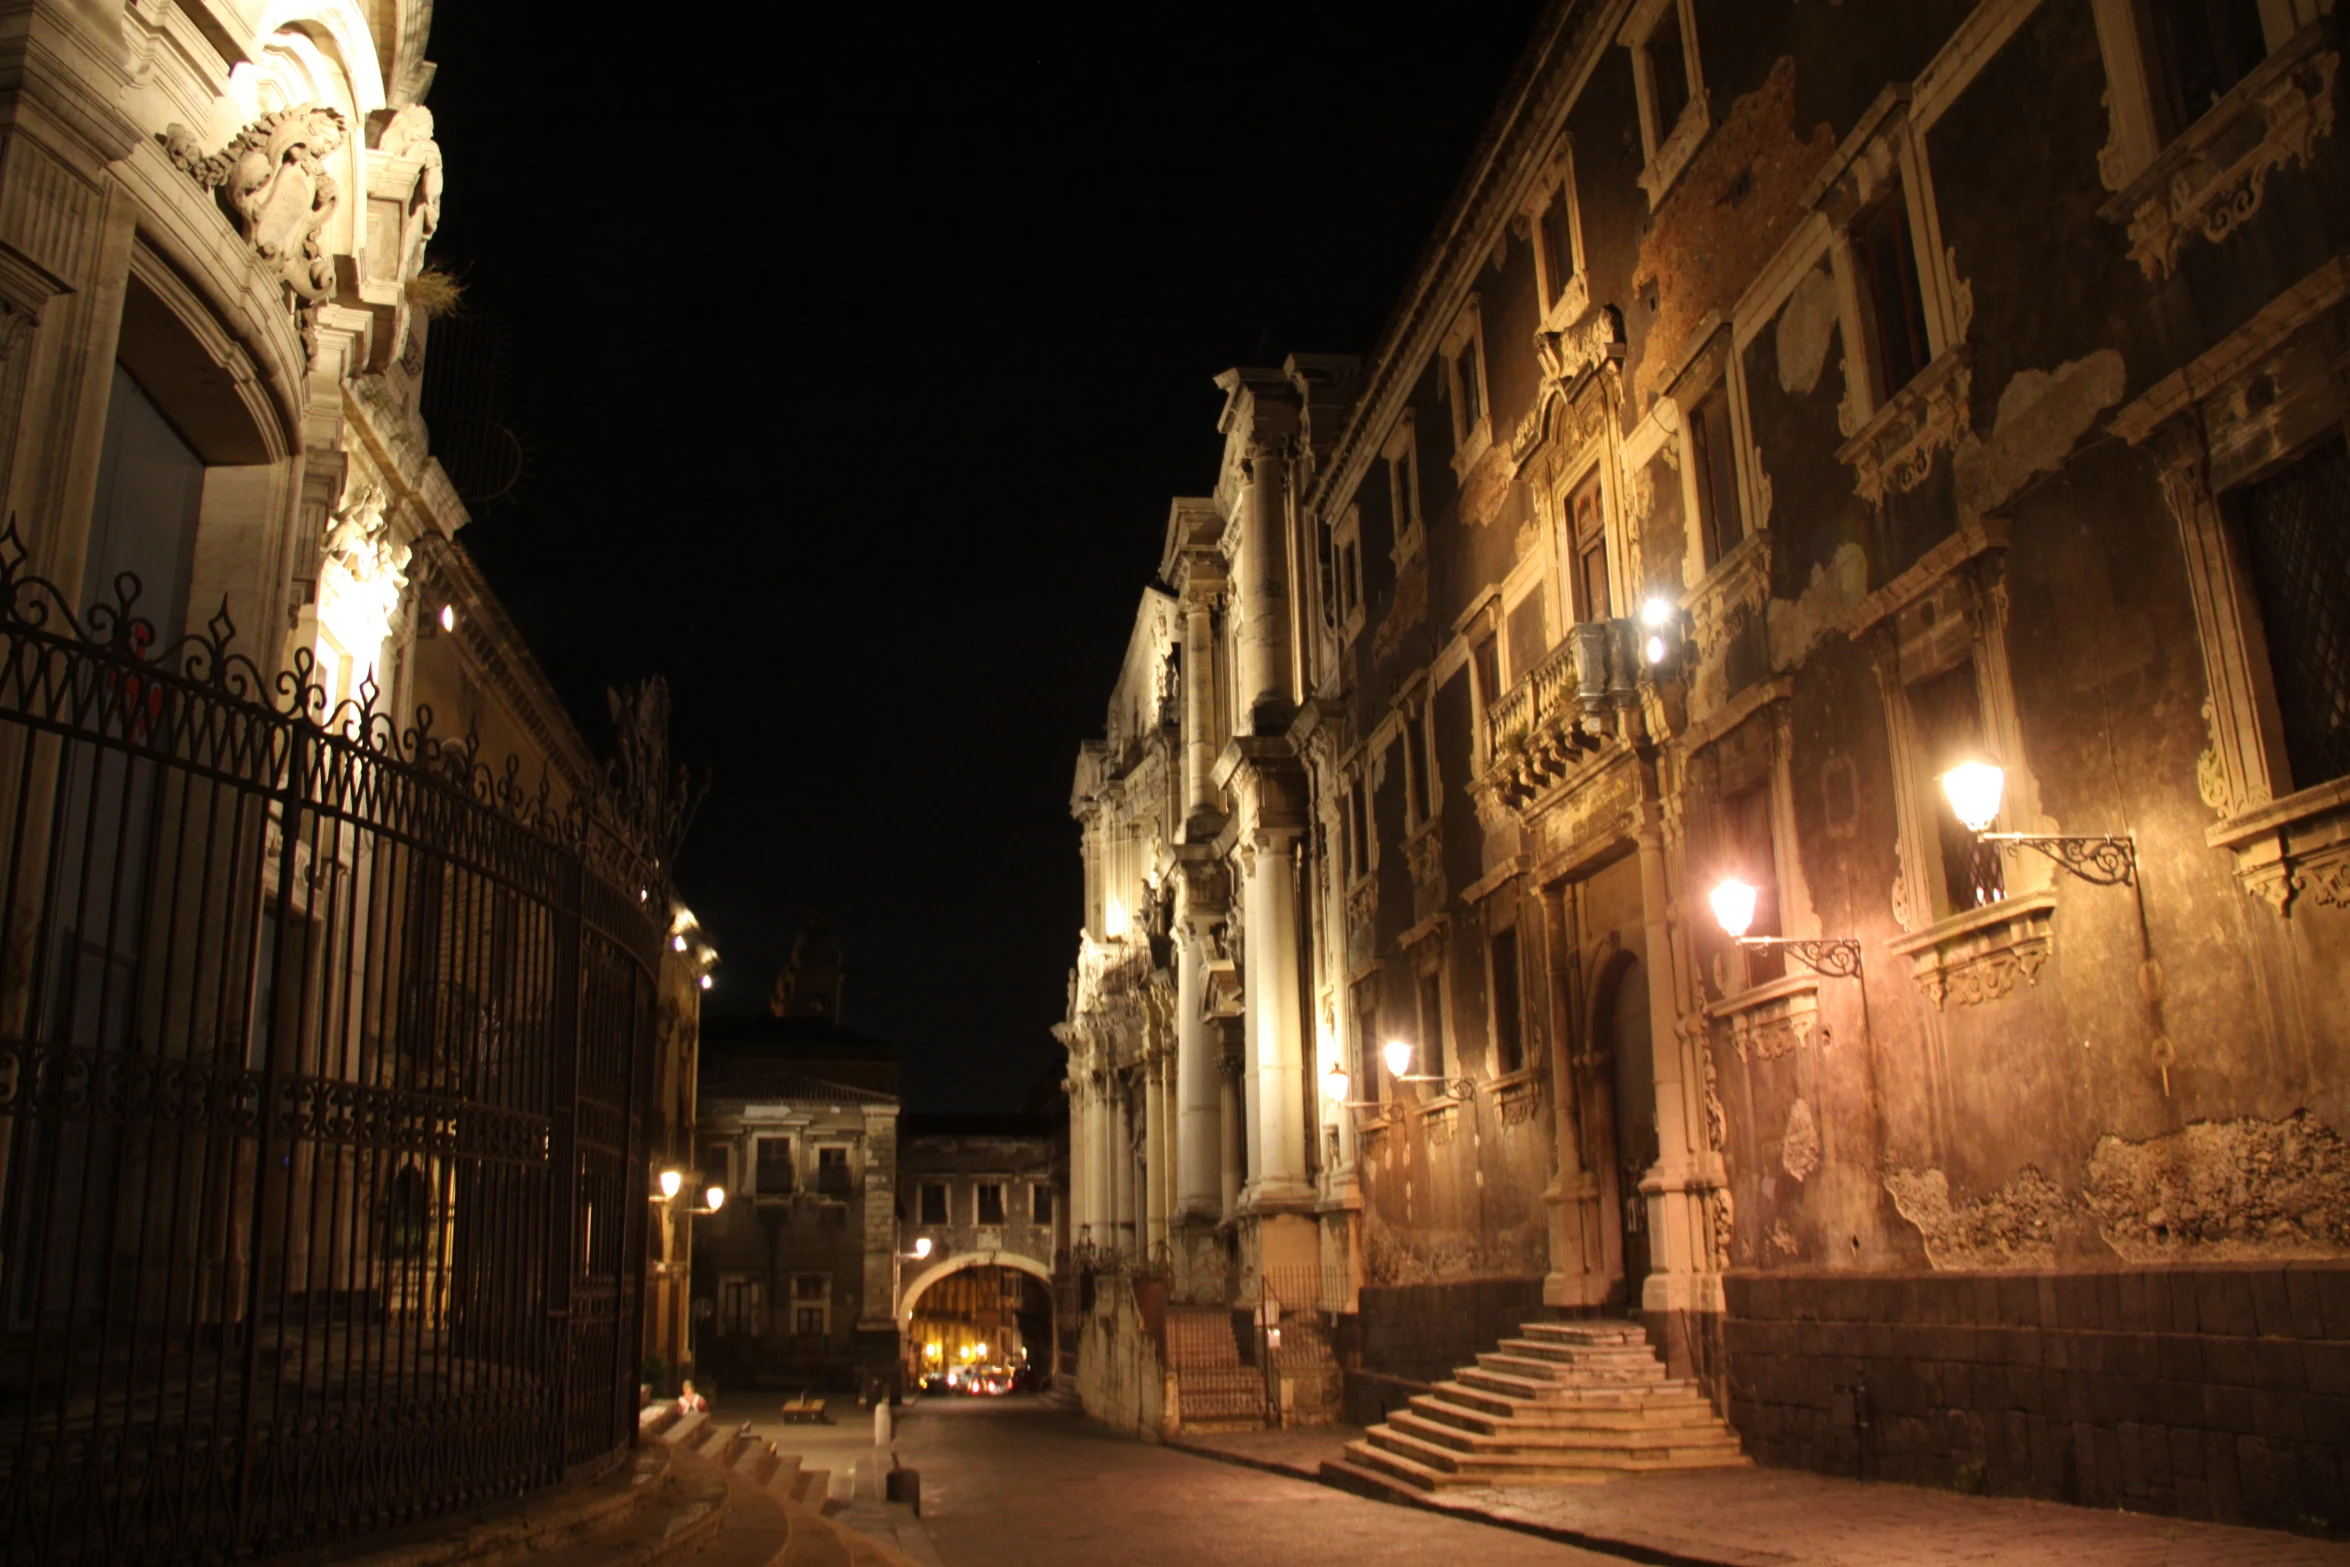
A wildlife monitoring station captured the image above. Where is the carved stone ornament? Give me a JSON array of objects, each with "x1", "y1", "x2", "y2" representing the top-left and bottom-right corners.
[
  {"x1": 1495, "y1": 1073, "x2": 1545, "y2": 1128},
  {"x1": 1510, "y1": 306, "x2": 1626, "y2": 470},
  {"x1": 2208, "y1": 777, "x2": 2350, "y2": 918},
  {"x1": 1710, "y1": 974, "x2": 1822, "y2": 1065},
  {"x1": 2103, "y1": 32, "x2": 2339, "y2": 282},
  {"x1": 1837, "y1": 346, "x2": 1972, "y2": 506},
  {"x1": 163, "y1": 105, "x2": 348, "y2": 304},
  {"x1": 369, "y1": 104, "x2": 445, "y2": 237},
  {"x1": 1896, "y1": 893, "x2": 2056, "y2": 1010}
]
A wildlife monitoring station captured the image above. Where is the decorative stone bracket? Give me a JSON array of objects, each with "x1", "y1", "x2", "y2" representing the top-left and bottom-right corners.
[
  {"x1": 163, "y1": 105, "x2": 348, "y2": 304},
  {"x1": 1705, "y1": 972, "x2": 1824, "y2": 1064},
  {"x1": 2208, "y1": 776, "x2": 2350, "y2": 916},
  {"x1": 1887, "y1": 889, "x2": 2056, "y2": 1010},
  {"x1": 2102, "y1": 23, "x2": 2340, "y2": 282},
  {"x1": 1837, "y1": 345, "x2": 1972, "y2": 505}
]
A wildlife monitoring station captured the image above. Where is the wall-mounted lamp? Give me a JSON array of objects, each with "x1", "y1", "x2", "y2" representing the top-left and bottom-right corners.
[
  {"x1": 1709, "y1": 878, "x2": 1862, "y2": 978},
  {"x1": 655, "y1": 1168, "x2": 684, "y2": 1202},
  {"x1": 698, "y1": 974, "x2": 713, "y2": 991},
  {"x1": 902, "y1": 1236, "x2": 934, "y2": 1261},
  {"x1": 1937, "y1": 762, "x2": 2136, "y2": 886},
  {"x1": 686, "y1": 1186, "x2": 725, "y2": 1215},
  {"x1": 1380, "y1": 1039, "x2": 1473, "y2": 1098},
  {"x1": 1639, "y1": 597, "x2": 1685, "y2": 669}
]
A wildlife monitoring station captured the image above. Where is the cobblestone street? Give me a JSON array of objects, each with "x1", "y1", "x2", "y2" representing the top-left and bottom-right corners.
[
  {"x1": 874, "y1": 1397, "x2": 1613, "y2": 1566},
  {"x1": 810, "y1": 1397, "x2": 2350, "y2": 1567}
]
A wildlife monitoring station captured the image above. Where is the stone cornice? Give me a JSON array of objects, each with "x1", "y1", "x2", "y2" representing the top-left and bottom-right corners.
[
  {"x1": 1304, "y1": 0, "x2": 1614, "y2": 525},
  {"x1": 409, "y1": 533, "x2": 600, "y2": 795}
]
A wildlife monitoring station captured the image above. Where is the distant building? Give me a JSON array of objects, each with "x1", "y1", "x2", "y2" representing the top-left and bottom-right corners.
[
  {"x1": 898, "y1": 1113, "x2": 1066, "y2": 1386},
  {"x1": 692, "y1": 929, "x2": 902, "y2": 1396}
]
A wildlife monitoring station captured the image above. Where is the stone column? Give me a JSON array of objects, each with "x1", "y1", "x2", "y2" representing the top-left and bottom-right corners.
[
  {"x1": 1094, "y1": 1070, "x2": 1118, "y2": 1255},
  {"x1": 1142, "y1": 1050, "x2": 1169, "y2": 1261},
  {"x1": 1635, "y1": 803, "x2": 1698, "y2": 1313},
  {"x1": 1110, "y1": 1077, "x2": 1135, "y2": 1255},
  {"x1": 1239, "y1": 831, "x2": 1312, "y2": 1210},
  {"x1": 1172, "y1": 856, "x2": 1226, "y2": 1225},
  {"x1": 1182, "y1": 598, "x2": 1220, "y2": 831},
  {"x1": 1217, "y1": 1048, "x2": 1244, "y2": 1219},
  {"x1": 1069, "y1": 1073, "x2": 1095, "y2": 1248},
  {"x1": 1234, "y1": 439, "x2": 1293, "y2": 735}
]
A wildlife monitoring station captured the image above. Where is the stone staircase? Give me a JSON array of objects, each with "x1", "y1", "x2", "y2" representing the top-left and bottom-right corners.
[
  {"x1": 1166, "y1": 1304, "x2": 1269, "y2": 1432},
  {"x1": 1339, "y1": 1319, "x2": 1747, "y2": 1490}
]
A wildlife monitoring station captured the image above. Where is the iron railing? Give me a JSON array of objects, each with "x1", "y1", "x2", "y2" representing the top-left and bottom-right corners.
[{"x1": 0, "y1": 529, "x2": 667, "y2": 1564}]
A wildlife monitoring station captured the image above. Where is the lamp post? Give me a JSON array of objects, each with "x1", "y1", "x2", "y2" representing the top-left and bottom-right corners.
[
  {"x1": 1707, "y1": 879, "x2": 1863, "y2": 977},
  {"x1": 1939, "y1": 761, "x2": 2137, "y2": 888}
]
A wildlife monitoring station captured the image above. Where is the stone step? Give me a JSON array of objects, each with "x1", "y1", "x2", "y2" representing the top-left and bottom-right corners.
[
  {"x1": 762, "y1": 1452, "x2": 804, "y2": 1503},
  {"x1": 659, "y1": 1410, "x2": 710, "y2": 1448},
  {"x1": 1493, "y1": 1337, "x2": 1660, "y2": 1366},
  {"x1": 1365, "y1": 1422, "x2": 1750, "y2": 1479},
  {"x1": 1471, "y1": 1350, "x2": 1664, "y2": 1383},
  {"x1": 1518, "y1": 1318, "x2": 1648, "y2": 1343},
  {"x1": 1405, "y1": 1392, "x2": 1723, "y2": 1436},
  {"x1": 1384, "y1": 1407, "x2": 1746, "y2": 1458},
  {"x1": 731, "y1": 1440, "x2": 779, "y2": 1485},
  {"x1": 1432, "y1": 1377, "x2": 1715, "y2": 1417}
]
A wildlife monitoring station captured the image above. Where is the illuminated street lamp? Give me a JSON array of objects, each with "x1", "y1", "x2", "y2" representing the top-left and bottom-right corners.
[
  {"x1": 691, "y1": 1185, "x2": 725, "y2": 1215},
  {"x1": 1937, "y1": 761, "x2": 2137, "y2": 887},
  {"x1": 1708, "y1": 876, "x2": 1862, "y2": 978},
  {"x1": 1380, "y1": 1039, "x2": 1472, "y2": 1098},
  {"x1": 655, "y1": 1168, "x2": 684, "y2": 1202}
]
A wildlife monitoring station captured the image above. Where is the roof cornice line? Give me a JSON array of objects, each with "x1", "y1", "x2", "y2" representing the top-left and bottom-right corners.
[{"x1": 1307, "y1": 0, "x2": 1619, "y2": 521}]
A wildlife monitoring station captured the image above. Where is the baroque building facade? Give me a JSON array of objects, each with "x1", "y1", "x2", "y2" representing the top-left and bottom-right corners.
[
  {"x1": 0, "y1": 6, "x2": 708, "y2": 1559},
  {"x1": 1063, "y1": 0, "x2": 2349, "y2": 1528}
]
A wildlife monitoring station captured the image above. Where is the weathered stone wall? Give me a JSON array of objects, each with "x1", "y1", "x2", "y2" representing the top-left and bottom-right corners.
[
  {"x1": 1076, "y1": 1275, "x2": 1170, "y2": 1439},
  {"x1": 1357, "y1": 1278, "x2": 1547, "y2": 1384},
  {"x1": 1727, "y1": 1266, "x2": 2350, "y2": 1531}
]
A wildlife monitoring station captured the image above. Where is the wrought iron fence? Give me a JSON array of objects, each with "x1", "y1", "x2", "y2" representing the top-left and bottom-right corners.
[{"x1": 0, "y1": 530, "x2": 668, "y2": 1564}]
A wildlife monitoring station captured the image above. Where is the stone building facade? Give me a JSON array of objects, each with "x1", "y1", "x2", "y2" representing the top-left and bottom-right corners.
[
  {"x1": 898, "y1": 1113, "x2": 1063, "y2": 1383},
  {"x1": 692, "y1": 929, "x2": 902, "y2": 1396},
  {"x1": 1063, "y1": 0, "x2": 2350, "y2": 1528}
]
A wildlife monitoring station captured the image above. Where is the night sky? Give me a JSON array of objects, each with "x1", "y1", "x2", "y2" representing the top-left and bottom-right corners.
[{"x1": 423, "y1": 4, "x2": 1552, "y2": 1112}]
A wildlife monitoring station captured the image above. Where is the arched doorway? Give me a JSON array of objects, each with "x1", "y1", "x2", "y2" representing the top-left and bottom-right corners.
[
  {"x1": 900, "y1": 1258, "x2": 1055, "y2": 1391},
  {"x1": 1553, "y1": 848, "x2": 1658, "y2": 1316}
]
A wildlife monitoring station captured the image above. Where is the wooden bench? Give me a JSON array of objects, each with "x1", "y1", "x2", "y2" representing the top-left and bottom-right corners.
[{"x1": 779, "y1": 1394, "x2": 830, "y2": 1425}]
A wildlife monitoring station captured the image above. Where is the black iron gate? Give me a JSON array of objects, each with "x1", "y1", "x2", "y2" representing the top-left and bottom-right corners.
[{"x1": 0, "y1": 531, "x2": 666, "y2": 1564}]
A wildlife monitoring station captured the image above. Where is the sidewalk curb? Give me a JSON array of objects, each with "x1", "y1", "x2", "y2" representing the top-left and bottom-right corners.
[{"x1": 1162, "y1": 1438, "x2": 1778, "y2": 1567}]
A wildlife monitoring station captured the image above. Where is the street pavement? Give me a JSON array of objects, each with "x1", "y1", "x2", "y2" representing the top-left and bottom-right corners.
[{"x1": 876, "y1": 1395, "x2": 1615, "y2": 1566}]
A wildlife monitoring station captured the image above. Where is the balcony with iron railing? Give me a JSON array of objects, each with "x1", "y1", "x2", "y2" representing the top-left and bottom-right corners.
[{"x1": 1484, "y1": 621, "x2": 1639, "y2": 809}]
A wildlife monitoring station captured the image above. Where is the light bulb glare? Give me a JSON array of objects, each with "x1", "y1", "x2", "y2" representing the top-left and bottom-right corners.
[
  {"x1": 438, "y1": 604, "x2": 456, "y2": 633},
  {"x1": 1641, "y1": 597, "x2": 1673, "y2": 629},
  {"x1": 1323, "y1": 1065, "x2": 1351, "y2": 1104},
  {"x1": 1709, "y1": 878, "x2": 1759, "y2": 939},
  {"x1": 1382, "y1": 1039, "x2": 1414, "y2": 1078},
  {"x1": 1941, "y1": 761, "x2": 2006, "y2": 833},
  {"x1": 657, "y1": 1168, "x2": 683, "y2": 1200},
  {"x1": 1645, "y1": 634, "x2": 1669, "y2": 665},
  {"x1": 698, "y1": 974, "x2": 713, "y2": 991},
  {"x1": 703, "y1": 1185, "x2": 725, "y2": 1212},
  {"x1": 913, "y1": 1236, "x2": 933, "y2": 1259}
]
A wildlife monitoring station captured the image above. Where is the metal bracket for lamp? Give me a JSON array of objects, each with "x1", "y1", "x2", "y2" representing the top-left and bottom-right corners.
[
  {"x1": 1734, "y1": 936, "x2": 1863, "y2": 978},
  {"x1": 1978, "y1": 832, "x2": 2137, "y2": 887},
  {"x1": 1393, "y1": 1074, "x2": 1478, "y2": 1098}
]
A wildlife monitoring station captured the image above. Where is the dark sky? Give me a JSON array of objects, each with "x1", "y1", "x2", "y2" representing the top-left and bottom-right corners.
[{"x1": 422, "y1": 4, "x2": 1552, "y2": 1113}]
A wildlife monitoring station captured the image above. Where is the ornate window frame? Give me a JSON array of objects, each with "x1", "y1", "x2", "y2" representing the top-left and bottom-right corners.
[
  {"x1": 1383, "y1": 412, "x2": 1425, "y2": 565},
  {"x1": 1522, "y1": 135, "x2": 1591, "y2": 333},
  {"x1": 1440, "y1": 298, "x2": 1493, "y2": 475},
  {"x1": 2090, "y1": 1, "x2": 2339, "y2": 280},
  {"x1": 1332, "y1": 502, "x2": 1367, "y2": 643},
  {"x1": 2111, "y1": 255, "x2": 2350, "y2": 915},
  {"x1": 1800, "y1": 88, "x2": 1975, "y2": 508},
  {"x1": 1848, "y1": 519, "x2": 2056, "y2": 1003},
  {"x1": 1618, "y1": 0, "x2": 1711, "y2": 209}
]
